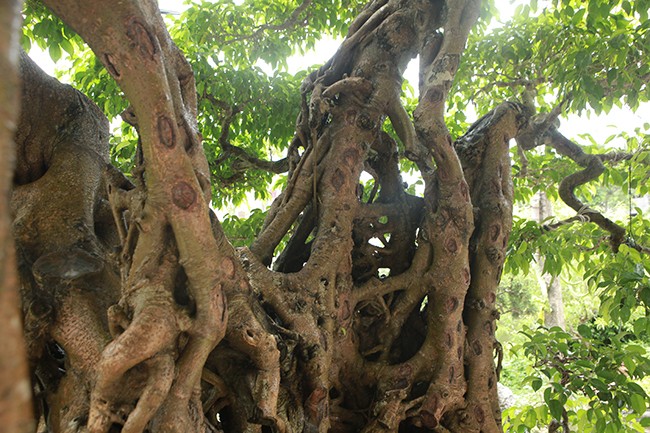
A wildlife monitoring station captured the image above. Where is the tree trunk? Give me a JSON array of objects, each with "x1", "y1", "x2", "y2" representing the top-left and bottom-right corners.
[
  {"x1": 532, "y1": 191, "x2": 566, "y2": 329},
  {"x1": 0, "y1": 1, "x2": 34, "y2": 432},
  {"x1": 6, "y1": 1, "x2": 533, "y2": 432}
]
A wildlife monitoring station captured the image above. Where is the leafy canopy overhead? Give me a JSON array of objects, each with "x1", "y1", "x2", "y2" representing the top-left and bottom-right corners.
[
  {"x1": 22, "y1": 0, "x2": 367, "y2": 208},
  {"x1": 24, "y1": 0, "x2": 649, "y2": 207}
]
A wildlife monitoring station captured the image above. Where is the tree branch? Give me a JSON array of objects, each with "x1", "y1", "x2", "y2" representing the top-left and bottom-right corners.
[
  {"x1": 544, "y1": 128, "x2": 628, "y2": 251},
  {"x1": 206, "y1": 94, "x2": 290, "y2": 175},
  {"x1": 212, "y1": 0, "x2": 313, "y2": 46}
]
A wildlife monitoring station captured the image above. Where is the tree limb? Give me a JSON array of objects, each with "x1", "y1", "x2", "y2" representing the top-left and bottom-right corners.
[{"x1": 544, "y1": 128, "x2": 627, "y2": 251}]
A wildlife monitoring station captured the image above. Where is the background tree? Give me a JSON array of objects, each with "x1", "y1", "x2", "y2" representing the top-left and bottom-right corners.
[{"x1": 2, "y1": 0, "x2": 650, "y2": 433}]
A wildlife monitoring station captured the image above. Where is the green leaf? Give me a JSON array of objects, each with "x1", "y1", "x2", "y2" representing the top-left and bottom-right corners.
[
  {"x1": 628, "y1": 383, "x2": 647, "y2": 396},
  {"x1": 524, "y1": 407, "x2": 538, "y2": 426},
  {"x1": 577, "y1": 324, "x2": 592, "y2": 338},
  {"x1": 640, "y1": 287, "x2": 650, "y2": 307},
  {"x1": 547, "y1": 399, "x2": 564, "y2": 421},
  {"x1": 591, "y1": 378, "x2": 608, "y2": 392},
  {"x1": 59, "y1": 38, "x2": 74, "y2": 56},
  {"x1": 631, "y1": 393, "x2": 646, "y2": 415},
  {"x1": 48, "y1": 43, "x2": 61, "y2": 62},
  {"x1": 623, "y1": 355, "x2": 637, "y2": 375}
]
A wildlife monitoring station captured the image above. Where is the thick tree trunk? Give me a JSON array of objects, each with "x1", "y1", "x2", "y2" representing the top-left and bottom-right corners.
[
  {"x1": 0, "y1": 1, "x2": 34, "y2": 432},
  {"x1": 12, "y1": 49, "x2": 122, "y2": 433},
  {"x1": 7, "y1": 1, "x2": 533, "y2": 432}
]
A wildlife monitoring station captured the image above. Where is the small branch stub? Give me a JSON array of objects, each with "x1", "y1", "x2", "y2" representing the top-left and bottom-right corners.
[
  {"x1": 127, "y1": 18, "x2": 157, "y2": 60},
  {"x1": 158, "y1": 115, "x2": 175, "y2": 148}
]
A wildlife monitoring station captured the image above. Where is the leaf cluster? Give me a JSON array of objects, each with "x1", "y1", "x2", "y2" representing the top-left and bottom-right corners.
[
  {"x1": 505, "y1": 323, "x2": 650, "y2": 432},
  {"x1": 455, "y1": 0, "x2": 650, "y2": 119}
]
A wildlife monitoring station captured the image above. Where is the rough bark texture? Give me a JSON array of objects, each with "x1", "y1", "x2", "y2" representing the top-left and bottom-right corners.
[
  {"x1": 13, "y1": 49, "x2": 121, "y2": 433},
  {"x1": 4, "y1": 1, "x2": 535, "y2": 433},
  {"x1": 0, "y1": 1, "x2": 34, "y2": 432}
]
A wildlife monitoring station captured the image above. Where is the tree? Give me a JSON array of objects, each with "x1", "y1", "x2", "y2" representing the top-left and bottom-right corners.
[
  {"x1": 532, "y1": 191, "x2": 566, "y2": 329},
  {"x1": 1, "y1": 0, "x2": 649, "y2": 433}
]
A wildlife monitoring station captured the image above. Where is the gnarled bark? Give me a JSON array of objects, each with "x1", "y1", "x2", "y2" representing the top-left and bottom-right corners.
[
  {"x1": 7, "y1": 1, "x2": 533, "y2": 432},
  {"x1": 13, "y1": 49, "x2": 121, "y2": 433}
]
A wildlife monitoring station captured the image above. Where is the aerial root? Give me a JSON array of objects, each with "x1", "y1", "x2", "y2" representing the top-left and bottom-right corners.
[
  {"x1": 121, "y1": 353, "x2": 174, "y2": 433},
  {"x1": 88, "y1": 302, "x2": 178, "y2": 433},
  {"x1": 227, "y1": 295, "x2": 283, "y2": 428}
]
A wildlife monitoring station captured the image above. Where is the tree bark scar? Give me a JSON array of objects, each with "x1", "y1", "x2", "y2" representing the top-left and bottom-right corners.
[
  {"x1": 489, "y1": 223, "x2": 500, "y2": 241},
  {"x1": 425, "y1": 87, "x2": 444, "y2": 102},
  {"x1": 220, "y1": 257, "x2": 236, "y2": 279},
  {"x1": 485, "y1": 246, "x2": 501, "y2": 264},
  {"x1": 355, "y1": 112, "x2": 375, "y2": 130},
  {"x1": 420, "y1": 410, "x2": 438, "y2": 429},
  {"x1": 157, "y1": 115, "x2": 175, "y2": 148},
  {"x1": 126, "y1": 18, "x2": 157, "y2": 60},
  {"x1": 474, "y1": 405, "x2": 485, "y2": 424},
  {"x1": 103, "y1": 53, "x2": 120, "y2": 78},
  {"x1": 306, "y1": 386, "x2": 328, "y2": 423},
  {"x1": 483, "y1": 321, "x2": 492, "y2": 334},
  {"x1": 331, "y1": 168, "x2": 345, "y2": 190},
  {"x1": 340, "y1": 298, "x2": 351, "y2": 320},
  {"x1": 342, "y1": 148, "x2": 359, "y2": 169},
  {"x1": 444, "y1": 237, "x2": 458, "y2": 253},
  {"x1": 446, "y1": 296, "x2": 459, "y2": 313},
  {"x1": 463, "y1": 267, "x2": 471, "y2": 285},
  {"x1": 345, "y1": 109, "x2": 356, "y2": 124},
  {"x1": 171, "y1": 181, "x2": 196, "y2": 209}
]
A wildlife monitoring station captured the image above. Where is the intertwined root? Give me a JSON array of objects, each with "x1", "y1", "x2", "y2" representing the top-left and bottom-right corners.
[
  {"x1": 217, "y1": 293, "x2": 284, "y2": 430},
  {"x1": 10, "y1": 1, "x2": 523, "y2": 432},
  {"x1": 89, "y1": 296, "x2": 179, "y2": 433}
]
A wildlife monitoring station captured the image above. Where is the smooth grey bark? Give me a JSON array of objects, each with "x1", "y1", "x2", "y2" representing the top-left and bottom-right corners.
[{"x1": 532, "y1": 191, "x2": 566, "y2": 329}]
